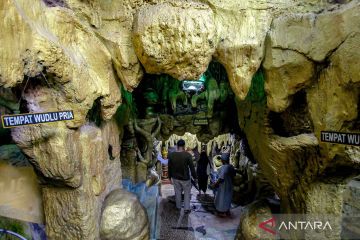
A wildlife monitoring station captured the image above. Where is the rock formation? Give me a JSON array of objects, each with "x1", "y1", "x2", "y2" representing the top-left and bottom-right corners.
[
  {"x1": 236, "y1": 200, "x2": 275, "y2": 240},
  {"x1": 11, "y1": 120, "x2": 122, "y2": 239},
  {"x1": 165, "y1": 132, "x2": 202, "y2": 152},
  {"x1": 65, "y1": 0, "x2": 145, "y2": 91},
  {"x1": 133, "y1": 1, "x2": 216, "y2": 80},
  {"x1": 261, "y1": 0, "x2": 359, "y2": 210},
  {"x1": 236, "y1": 1, "x2": 360, "y2": 239},
  {"x1": 1, "y1": 0, "x2": 125, "y2": 238},
  {"x1": 0, "y1": 145, "x2": 43, "y2": 224},
  {"x1": 100, "y1": 189, "x2": 149, "y2": 240}
]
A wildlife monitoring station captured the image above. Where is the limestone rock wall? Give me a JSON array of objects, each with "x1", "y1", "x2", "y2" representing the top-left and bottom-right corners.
[
  {"x1": 65, "y1": 0, "x2": 145, "y2": 90},
  {"x1": 236, "y1": 2, "x2": 360, "y2": 239},
  {"x1": 264, "y1": 1, "x2": 360, "y2": 112},
  {"x1": 131, "y1": 0, "x2": 336, "y2": 99},
  {"x1": 12, "y1": 120, "x2": 122, "y2": 239},
  {"x1": 262, "y1": 0, "x2": 360, "y2": 193},
  {"x1": 0, "y1": 0, "x2": 121, "y2": 124},
  {"x1": 133, "y1": 1, "x2": 216, "y2": 80},
  {"x1": 212, "y1": 6, "x2": 272, "y2": 99},
  {"x1": 0, "y1": 0, "x2": 123, "y2": 239}
]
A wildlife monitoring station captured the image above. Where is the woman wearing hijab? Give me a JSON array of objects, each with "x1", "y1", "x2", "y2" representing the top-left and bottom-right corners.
[{"x1": 196, "y1": 151, "x2": 211, "y2": 196}]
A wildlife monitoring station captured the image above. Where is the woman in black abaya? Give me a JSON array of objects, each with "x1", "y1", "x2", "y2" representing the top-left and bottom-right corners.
[{"x1": 196, "y1": 151, "x2": 211, "y2": 195}]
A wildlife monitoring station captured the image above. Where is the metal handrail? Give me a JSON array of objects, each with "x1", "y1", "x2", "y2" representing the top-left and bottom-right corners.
[{"x1": 0, "y1": 229, "x2": 28, "y2": 240}]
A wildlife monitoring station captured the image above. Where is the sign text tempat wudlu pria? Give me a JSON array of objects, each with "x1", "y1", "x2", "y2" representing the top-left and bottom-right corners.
[
  {"x1": 1, "y1": 111, "x2": 74, "y2": 128},
  {"x1": 320, "y1": 131, "x2": 360, "y2": 146}
]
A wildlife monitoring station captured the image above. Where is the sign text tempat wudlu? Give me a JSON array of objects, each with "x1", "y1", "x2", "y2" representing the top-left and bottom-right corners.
[
  {"x1": 1, "y1": 111, "x2": 74, "y2": 128},
  {"x1": 321, "y1": 131, "x2": 360, "y2": 146}
]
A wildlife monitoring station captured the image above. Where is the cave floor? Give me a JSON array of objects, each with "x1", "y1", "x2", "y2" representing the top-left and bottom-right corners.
[{"x1": 157, "y1": 183, "x2": 243, "y2": 240}]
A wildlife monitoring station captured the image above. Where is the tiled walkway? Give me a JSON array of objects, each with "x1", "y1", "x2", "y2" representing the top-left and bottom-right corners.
[{"x1": 157, "y1": 183, "x2": 242, "y2": 240}]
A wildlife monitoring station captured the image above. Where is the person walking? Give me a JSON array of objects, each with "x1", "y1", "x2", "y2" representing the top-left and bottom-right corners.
[
  {"x1": 196, "y1": 151, "x2": 211, "y2": 196},
  {"x1": 211, "y1": 153, "x2": 235, "y2": 217},
  {"x1": 168, "y1": 139, "x2": 197, "y2": 214}
]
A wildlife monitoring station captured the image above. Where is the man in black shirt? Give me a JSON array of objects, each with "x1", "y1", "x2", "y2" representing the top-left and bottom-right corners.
[{"x1": 168, "y1": 139, "x2": 197, "y2": 213}]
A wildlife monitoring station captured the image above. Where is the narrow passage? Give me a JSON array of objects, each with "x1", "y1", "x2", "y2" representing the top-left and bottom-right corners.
[{"x1": 158, "y1": 183, "x2": 242, "y2": 240}]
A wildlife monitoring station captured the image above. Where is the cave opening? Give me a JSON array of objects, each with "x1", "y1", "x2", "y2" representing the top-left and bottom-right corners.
[
  {"x1": 118, "y1": 61, "x2": 272, "y2": 239},
  {"x1": 268, "y1": 90, "x2": 314, "y2": 137},
  {"x1": 0, "y1": 71, "x2": 58, "y2": 146},
  {"x1": 86, "y1": 97, "x2": 102, "y2": 127},
  {"x1": 0, "y1": 74, "x2": 46, "y2": 145},
  {"x1": 119, "y1": 61, "x2": 242, "y2": 184}
]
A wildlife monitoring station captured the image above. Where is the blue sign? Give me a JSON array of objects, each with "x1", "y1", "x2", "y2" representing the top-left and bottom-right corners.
[{"x1": 1, "y1": 110, "x2": 74, "y2": 128}]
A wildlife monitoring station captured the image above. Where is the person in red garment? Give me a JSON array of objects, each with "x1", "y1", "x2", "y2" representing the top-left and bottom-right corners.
[{"x1": 168, "y1": 139, "x2": 197, "y2": 214}]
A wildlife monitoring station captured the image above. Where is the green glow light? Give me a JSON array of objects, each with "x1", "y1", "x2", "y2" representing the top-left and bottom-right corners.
[
  {"x1": 245, "y1": 69, "x2": 266, "y2": 103},
  {"x1": 198, "y1": 74, "x2": 206, "y2": 82}
]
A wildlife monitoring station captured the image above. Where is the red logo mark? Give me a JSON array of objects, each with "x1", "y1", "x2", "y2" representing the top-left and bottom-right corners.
[{"x1": 258, "y1": 217, "x2": 276, "y2": 235}]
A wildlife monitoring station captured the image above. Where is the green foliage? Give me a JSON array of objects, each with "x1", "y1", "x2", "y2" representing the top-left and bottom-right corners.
[
  {"x1": 0, "y1": 216, "x2": 30, "y2": 239},
  {"x1": 245, "y1": 69, "x2": 266, "y2": 103},
  {"x1": 114, "y1": 85, "x2": 137, "y2": 127}
]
